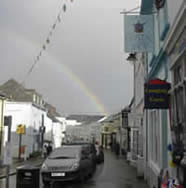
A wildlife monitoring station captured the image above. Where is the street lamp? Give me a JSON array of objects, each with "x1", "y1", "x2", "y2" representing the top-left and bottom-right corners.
[
  {"x1": 126, "y1": 53, "x2": 137, "y2": 62},
  {"x1": 126, "y1": 53, "x2": 137, "y2": 160}
]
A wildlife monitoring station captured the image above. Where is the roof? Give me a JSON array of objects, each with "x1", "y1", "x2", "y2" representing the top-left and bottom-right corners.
[
  {"x1": 66, "y1": 115, "x2": 104, "y2": 124},
  {"x1": 0, "y1": 91, "x2": 8, "y2": 99},
  {"x1": 101, "y1": 113, "x2": 120, "y2": 123},
  {"x1": 45, "y1": 102, "x2": 61, "y2": 122},
  {"x1": 0, "y1": 79, "x2": 32, "y2": 102}
]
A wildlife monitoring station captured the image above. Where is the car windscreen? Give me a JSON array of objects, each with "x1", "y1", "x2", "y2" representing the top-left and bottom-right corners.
[{"x1": 48, "y1": 148, "x2": 79, "y2": 159}]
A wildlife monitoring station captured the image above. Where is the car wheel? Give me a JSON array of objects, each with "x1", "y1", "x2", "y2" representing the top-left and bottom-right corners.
[
  {"x1": 88, "y1": 166, "x2": 94, "y2": 178},
  {"x1": 78, "y1": 170, "x2": 85, "y2": 183}
]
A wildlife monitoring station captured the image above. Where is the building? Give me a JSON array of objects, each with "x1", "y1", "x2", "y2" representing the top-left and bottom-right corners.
[
  {"x1": 100, "y1": 113, "x2": 121, "y2": 149},
  {"x1": 0, "y1": 79, "x2": 64, "y2": 158},
  {"x1": 121, "y1": 105, "x2": 131, "y2": 159},
  {"x1": 163, "y1": 0, "x2": 186, "y2": 184},
  {"x1": 45, "y1": 103, "x2": 63, "y2": 148},
  {"x1": 4, "y1": 101, "x2": 48, "y2": 159},
  {"x1": 140, "y1": 0, "x2": 185, "y2": 187},
  {"x1": 0, "y1": 93, "x2": 6, "y2": 164}
]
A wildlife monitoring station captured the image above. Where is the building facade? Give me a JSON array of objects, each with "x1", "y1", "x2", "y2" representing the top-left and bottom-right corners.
[
  {"x1": 4, "y1": 102, "x2": 49, "y2": 159},
  {"x1": 0, "y1": 94, "x2": 6, "y2": 164},
  {"x1": 140, "y1": 0, "x2": 185, "y2": 187},
  {"x1": 164, "y1": 0, "x2": 186, "y2": 184}
]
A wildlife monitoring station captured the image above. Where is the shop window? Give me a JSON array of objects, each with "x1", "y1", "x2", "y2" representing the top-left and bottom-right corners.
[
  {"x1": 174, "y1": 64, "x2": 183, "y2": 85},
  {"x1": 184, "y1": 59, "x2": 186, "y2": 77},
  {"x1": 175, "y1": 88, "x2": 184, "y2": 123},
  {"x1": 150, "y1": 110, "x2": 160, "y2": 164},
  {"x1": 33, "y1": 94, "x2": 36, "y2": 103},
  {"x1": 171, "y1": 56, "x2": 186, "y2": 149},
  {"x1": 104, "y1": 127, "x2": 109, "y2": 132}
]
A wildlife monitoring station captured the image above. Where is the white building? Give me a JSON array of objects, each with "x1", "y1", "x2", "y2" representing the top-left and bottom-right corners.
[
  {"x1": 52, "y1": 120, "x2": 63, "y2": 148},
  {"x1": 4, "y1": 101, "x2": 53, "y2": 159}
]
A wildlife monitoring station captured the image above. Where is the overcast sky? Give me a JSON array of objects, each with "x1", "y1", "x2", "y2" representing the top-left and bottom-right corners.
[{"x1": 0, "y1": 0, "x2": 140, "y2": 116}]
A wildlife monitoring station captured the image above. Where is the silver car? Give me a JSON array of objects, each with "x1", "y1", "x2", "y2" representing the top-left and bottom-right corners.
[{"x1": 41, "y1": 145, "x2": 93, "y2": 185}]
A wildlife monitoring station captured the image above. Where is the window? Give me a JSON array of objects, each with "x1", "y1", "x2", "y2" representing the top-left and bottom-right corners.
[
  {"x1": 184, "y1": 58, "x2": 186, "y2": 77},
  {"x1": 33, "y1": 94, "x2": 36, "y2": 103},
  {"x1": 150, "y1": 110, "x2": 160, "y2": 164},
  {"x1": 171, "y1": 55, "x2": 186, "y2": 148},
  {"x1": 174, "y1": 63, "x2": 183, "y2": 85}
]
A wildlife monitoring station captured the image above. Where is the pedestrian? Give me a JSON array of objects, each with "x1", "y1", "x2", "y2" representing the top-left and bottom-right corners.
[
  {"x1": 47, "y1": 142, "x2": 53, "y2": 156},
  {"x1": 109, "y1": 142, "x2": 113, "y2": 150},
  {"x1": 115, "y1": 142, "x2": 120, "y2": 157},
  {"x1": 43, "y1": 144, "x2": 48, "y2": 158}
]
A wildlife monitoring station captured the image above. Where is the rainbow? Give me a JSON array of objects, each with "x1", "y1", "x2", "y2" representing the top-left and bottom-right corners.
[
  {"x1": 3, "y1": 29, "x2": 108, "y2": 115},
  {"x1": 45, "y1": 55, "x2": 108, "y2": 116}
]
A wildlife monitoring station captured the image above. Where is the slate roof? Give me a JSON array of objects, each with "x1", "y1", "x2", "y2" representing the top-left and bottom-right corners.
[
  {"x1": 66, "y1": 115, "x2": 104, "y2": 125},
  {"x1": 0, "y1": 79, "x2": 32, "y2": 102}
]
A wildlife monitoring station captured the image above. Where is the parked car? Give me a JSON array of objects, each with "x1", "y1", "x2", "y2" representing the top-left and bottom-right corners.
[
  {"x1": 41, "y1": 145, "x2": 93, "y2": 185},
  {"x1": 96, "y1": 145, "x2": 104, "y2": 163},
  {"x1": 63, "y1": 142, "x2": 97, "y2": 171}
]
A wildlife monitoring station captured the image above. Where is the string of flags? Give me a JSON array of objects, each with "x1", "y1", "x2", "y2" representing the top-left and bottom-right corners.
[{"x1": 23, "y1": 0, "x2": 74, "y2": 84}]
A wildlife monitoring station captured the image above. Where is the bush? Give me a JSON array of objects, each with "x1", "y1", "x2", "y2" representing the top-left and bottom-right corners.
[{"x1": 29, "y1": 151, "x2": 42, "y2": 158}]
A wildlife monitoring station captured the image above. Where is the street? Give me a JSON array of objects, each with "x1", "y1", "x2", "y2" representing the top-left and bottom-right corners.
[{"x1": 0, "y1": 151, "x2": 149, "y2": 188}]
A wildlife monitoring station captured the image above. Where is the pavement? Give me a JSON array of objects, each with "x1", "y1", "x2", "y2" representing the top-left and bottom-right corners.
[{"x1": 0, "y1": 156, "x2": 44, "y2": 179}]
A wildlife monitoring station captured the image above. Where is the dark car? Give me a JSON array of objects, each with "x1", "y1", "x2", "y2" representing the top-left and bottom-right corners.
[
  {"x1": 41, "y1": 145, "x2": 93, "y2": 185},
  {"x1": 96, "y1": 145, "x2": 104, "y2": 163},
  {"x1": 63, "y1": 142, "x2": 97, "y2": 171}
]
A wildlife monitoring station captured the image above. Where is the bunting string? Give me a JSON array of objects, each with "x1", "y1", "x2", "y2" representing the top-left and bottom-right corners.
[{"x1": 22, "y1": 0, "x2": 74, "y2": 85}]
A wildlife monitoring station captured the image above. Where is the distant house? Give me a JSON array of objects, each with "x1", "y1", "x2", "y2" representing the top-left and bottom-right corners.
[
  {"x1": 44, "y1": 103, "x2": 63, "y2": 148},
  {"x1": 100, "y1": 113, "x2": 121, "y2": 149}
]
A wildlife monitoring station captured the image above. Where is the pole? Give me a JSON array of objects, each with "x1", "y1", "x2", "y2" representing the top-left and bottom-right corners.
[
  {"x1": 0, "y1": 100, "x2": 4, "y2": 156},
  {"x1": 6, "y1": 117, "x2": 12, "y2": 188},
  {"x1": 18, "y1": 133, "x2": 22, "y2": 159},
  {"x1": 133, "y1": 58, "x2": 136, "y2": 159}
]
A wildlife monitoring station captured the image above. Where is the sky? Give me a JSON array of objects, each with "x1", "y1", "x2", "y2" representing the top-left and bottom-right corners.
[{"x1": 0, "y1": 0, "x2": 140, "y2": 116}]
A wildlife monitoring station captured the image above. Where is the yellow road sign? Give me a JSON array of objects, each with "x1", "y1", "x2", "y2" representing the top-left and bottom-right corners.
[{"x1": 16, "y1": 124, "x2": 26, "y2": 134}]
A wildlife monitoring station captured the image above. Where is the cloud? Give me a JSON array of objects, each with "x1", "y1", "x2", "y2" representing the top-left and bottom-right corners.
[{"x1": 0, "y1": 0, "x2": 137, "y2": 115}]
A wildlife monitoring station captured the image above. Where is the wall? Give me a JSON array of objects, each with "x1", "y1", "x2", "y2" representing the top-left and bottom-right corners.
[
  {"x1": 52, "y1": 122, "x2": 63, "y2": 148},
  {"x1": 4, "y1": 102, "x2": 47, "y2": 159},
  {"x1": 44, "y1": 115, "x2": 53, "y2": 142}
]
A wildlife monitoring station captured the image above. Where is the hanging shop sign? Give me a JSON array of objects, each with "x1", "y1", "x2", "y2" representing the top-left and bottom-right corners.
[
  {"x1": 124, "y1": 14, "x2": 154, "y2": 53},
  {"x1": 144, "y1": 79, "x2": 171, "y2": 109}
]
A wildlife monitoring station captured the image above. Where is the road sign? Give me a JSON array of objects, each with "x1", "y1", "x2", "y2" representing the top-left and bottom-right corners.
[{"x1": 16, "y1": 124, "x2": 26, "y2": 134}]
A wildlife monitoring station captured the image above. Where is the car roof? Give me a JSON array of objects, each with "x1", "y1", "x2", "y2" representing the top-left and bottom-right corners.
[
  {"x1": 63, "y1": 142, "x2": 93, "y2": 146},
  {"x1": 50, "y1": 145, "x2": 83, "y2": 156}
]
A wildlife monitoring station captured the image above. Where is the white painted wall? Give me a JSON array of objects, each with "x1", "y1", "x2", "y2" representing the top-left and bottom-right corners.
[
  {"x1": 4, "y1": 102, "x2": 53, "y2": 159},
  {"x1": 65, "y1": 120, "x2": 82, "y2": 126},
  {"x1": 44, "y1": 115, "x2": 53, "y2": 142},
  {"x1": 52, "y1": 122, "x2": 63, "y2": 148}
]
